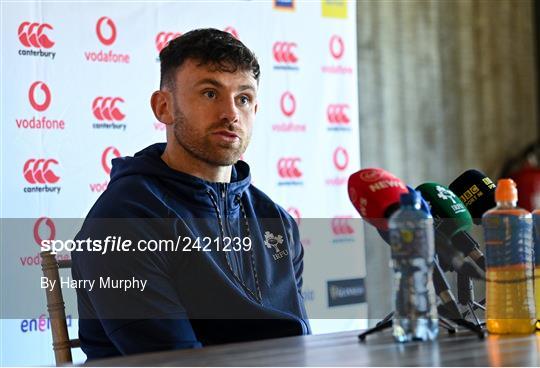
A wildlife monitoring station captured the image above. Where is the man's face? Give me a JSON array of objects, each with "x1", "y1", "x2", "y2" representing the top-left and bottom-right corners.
[{"x1": 170, "y1": 59, "x2": 258, "y2": 166}]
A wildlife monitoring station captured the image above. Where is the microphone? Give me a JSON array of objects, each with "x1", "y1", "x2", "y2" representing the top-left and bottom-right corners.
[
  {"x1": 348, "y1": 169, "x2": 464, "y2": 319},
  {"x1": 348, "y1": 168, "x2": 407, "y2": 231},
  {"x1": 416, "y1": 183, "x2": 485, "y2": 271},
  {"x1": 349, "y1": 169, "x2": 484, "y2": 280},
  {"x1": 449, "y1": 169, "x2": 496, "y2": 225}
]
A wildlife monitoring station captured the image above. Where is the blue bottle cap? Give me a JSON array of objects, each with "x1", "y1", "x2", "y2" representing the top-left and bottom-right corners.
[{"x1": 400, "y1": 191, "x2": 421, "y2": 206}]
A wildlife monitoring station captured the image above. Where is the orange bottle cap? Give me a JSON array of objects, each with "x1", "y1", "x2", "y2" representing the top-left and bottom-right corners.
[{"x1": 495, "y1": 178, "x2": 518, "y2": 202}]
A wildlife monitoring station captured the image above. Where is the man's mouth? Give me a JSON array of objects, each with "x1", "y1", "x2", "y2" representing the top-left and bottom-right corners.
[{"x1": 212, "y1": 130, "x2": 240, "y2": 142}]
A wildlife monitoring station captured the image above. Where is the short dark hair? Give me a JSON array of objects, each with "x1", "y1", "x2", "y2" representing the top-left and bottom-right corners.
[{"x1": 159, "y1": 28, "x2": 260, "y2": 89}]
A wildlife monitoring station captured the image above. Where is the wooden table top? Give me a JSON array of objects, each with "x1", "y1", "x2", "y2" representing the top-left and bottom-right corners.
[{"x1": 83, "y1": 328, "x2": 540, "y2": 366}]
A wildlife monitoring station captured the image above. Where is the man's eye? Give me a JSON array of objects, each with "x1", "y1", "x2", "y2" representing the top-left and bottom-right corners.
[
  {"x1": 239, "y1": 95, "x2": 250, "y2": 105},
  {"x1": 204, "y1": 91, "x2": 216, "y2": 99}
]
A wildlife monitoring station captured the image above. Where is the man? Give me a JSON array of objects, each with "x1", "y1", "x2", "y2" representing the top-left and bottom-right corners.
[{"x1": 72, "y1": 28, "x2": 310, "y2": 360}]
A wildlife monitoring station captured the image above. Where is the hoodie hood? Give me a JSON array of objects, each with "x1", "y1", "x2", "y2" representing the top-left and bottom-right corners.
[{"x1": 108, "y1": 143, "x2": 252, "y2": 211}]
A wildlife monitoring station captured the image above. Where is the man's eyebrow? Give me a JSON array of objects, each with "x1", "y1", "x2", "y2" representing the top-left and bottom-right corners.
[
  {"x1": 194, "y1": 78, "x2": 223, "y2": 88},
  {"x1": 238, "y1": 84, "x2": 256, "y2": 93},
  {"x1": 194, "y1": 78, "x2": 256, "y2": 93}
]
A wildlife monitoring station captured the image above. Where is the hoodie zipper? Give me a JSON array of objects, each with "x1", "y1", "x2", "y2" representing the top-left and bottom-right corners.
[
  {"x1": 208, "y1": 185, "x2": 262, "y2": 304},
  {"x1": 220, "y1": 183, "x2": 232, "y2": 238},
  {"x1": 220, "y1": 184, "x2": 242, "y2": 289}
]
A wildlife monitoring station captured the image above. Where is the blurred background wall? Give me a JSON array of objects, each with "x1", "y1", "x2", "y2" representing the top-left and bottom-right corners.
[{"x1": 357, "y1": 0, "x2": 539, "y2": 320}]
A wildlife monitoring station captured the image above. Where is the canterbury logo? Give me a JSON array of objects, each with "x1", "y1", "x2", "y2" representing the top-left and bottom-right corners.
[
  {"x1": 23, "y1": 159, "x2": 60, "y2": 184},
  {"x1": 101, "y1": 146, "x2": 121, "y2": 175},
  {"x1": 28, "y1": 81, "x2": 51, "y2": 112},
  {"x1": 155, "y1": 32, "x2": 181, "y2": 52},
  {"x1": 273, "y1": 42, "x2": 298, "y2": 63},
  {"x1": 329, "y1": 35, "x2": 344, "y2": 59},
  {"x1": 223, "y1": 26, "x2": 238, "y2": 39},
  {"x1": 278, "y1": 158, "x2": 302, "y2": 178},
  {"x1": 280, "y1": 91, "x2": 296, "y2": 117},
  {"x1": 34, "y1": 217, "x2": 56, "y2": 247},
  {"x1": 96, "y1": 16, "x2": 116, "y2": 46},
  {"x1": 333, "y1": 147, "x2": 349, "y2": 171},
  {"x1": 92, "y1": 97, "x2": 125, "y2": 121},
  {"x1": 327, "y1": 104, "x2": 350, "y2": 124},
  {"x1": 331, "y1": 217, "x2": 354, "y2": 235},
  {"x1": 18, "y1": 22, "x2": 54, "y2": 49}
]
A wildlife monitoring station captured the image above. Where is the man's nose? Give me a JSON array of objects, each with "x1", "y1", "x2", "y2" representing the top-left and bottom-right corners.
[{"x1": 219, "y1": 97, "x2": 240, "y2": 124}]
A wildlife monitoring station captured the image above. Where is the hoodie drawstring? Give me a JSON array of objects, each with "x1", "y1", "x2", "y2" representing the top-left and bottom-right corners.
[{"x1": 206, "y1": 189, "x2": 263, "y2": 303}]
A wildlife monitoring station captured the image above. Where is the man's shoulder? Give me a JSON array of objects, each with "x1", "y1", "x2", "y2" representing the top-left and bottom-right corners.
[
  {"x1": 86, "y1": 174, "x2": 170, "y2": 218},
  {"x1": 246, "y1": 184, "x2": 294, "y2": 222}
]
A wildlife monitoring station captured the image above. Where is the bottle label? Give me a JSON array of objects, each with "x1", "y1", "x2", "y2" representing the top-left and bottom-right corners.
[
  {"x1": 483, "y1": 214, "x2": 532, "y2": 267},
  {"x1": 389, "y1": 224, "x2": 434, "y2": 260},
  {"x1": 533, "y1": 214, "x2": 540, "y2": 266}
]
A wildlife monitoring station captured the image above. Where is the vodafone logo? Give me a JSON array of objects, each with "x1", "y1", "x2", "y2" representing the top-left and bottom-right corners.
[
  {"x1": 84, "y1": 17, "x2": 128, "y2": 64},
  {"x1": 33, "y1": 217, "x2": 56, "y2": 247},
  {"x1": 224, "y1": 26, "x2": 239, "y2": 39},
  {"x1": 333, "y1": 147, "x2": 349, "y2": 171},
  {"x1": 96, "y1": 16, "x2": 117, "y2": 46},
  {"x1": 28, "y1": 81, "x2": 51, "y2": 112},
  {"x1": 155, "y1": 32, "x2": 181, "y2": 53},
  {"x1": 18, "y1": 22, "x2": 54, "y2": 49},
  {"x1": 359, "y1": 169, "x2": 383, "y2": 182},
  {"x1": 280, "y1": 92, "x2": 296, "y2": 117},
  {"x1": 278, "y1": 157, "x2": 302, "y2": 179},
  {"x1": 23, "y1": 159, "x2": 60, "y2": 184},
  {"x1": 327, "y1": 104, "x2": 350, "y2": 124},
  {"x1": 101, "y1": 146, "x2": 121, "y2": 175},
  {"x1": 92, "y1": 97, "x2": 125, "y2": 121},
  {"x1": 273, "y1": 42, "x2": 298, "y2": 63},
  {"x1": 331, "y1": 217, "x2": 355, "y2": 235},
  {"x1": 329, "y1": 35, "x2": 344, "y2": 59}
]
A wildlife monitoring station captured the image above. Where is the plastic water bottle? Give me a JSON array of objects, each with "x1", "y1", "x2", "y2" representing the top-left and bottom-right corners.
[
  {"x1": 482, "y1": 179, "x2": 536, "y2": 334},
  {"x1": 532, "y1": 209, "x2": 540, "y2": 328},
  {"x1": 388, "y1": 190, "x2": 438, "y2": 342}
]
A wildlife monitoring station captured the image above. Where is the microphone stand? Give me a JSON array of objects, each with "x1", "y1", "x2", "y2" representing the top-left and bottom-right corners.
[
  {"x1": 358, "y1": 260, "x2": 485, "y2": 341},
  {"x1": 457, "y1": 273, "x2": 485, "y2": 328}
]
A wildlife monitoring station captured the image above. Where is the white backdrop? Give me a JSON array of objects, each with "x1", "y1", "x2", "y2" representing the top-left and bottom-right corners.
[{"x1": 1, "y1": 1, "x2": 365, "y2": 365}]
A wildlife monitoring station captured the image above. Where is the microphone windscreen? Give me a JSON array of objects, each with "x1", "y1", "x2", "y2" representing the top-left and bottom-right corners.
[
  {"x1": 449, "y1": 169, "x2": 496, "y2": 224},
  {"x1": 348, "y1": 168, "x2": 408, "y2": 230},
  {"x1": 416, "y1": 182, "x2": 473, "y2": 236}
]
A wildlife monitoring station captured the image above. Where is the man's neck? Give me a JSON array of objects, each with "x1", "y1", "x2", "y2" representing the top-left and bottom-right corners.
[{"x1": 161, "y1": 144, "x2": 232, "y2": 183}]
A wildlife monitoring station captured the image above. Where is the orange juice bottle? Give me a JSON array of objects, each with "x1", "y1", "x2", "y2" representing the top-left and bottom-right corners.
[
  {"x1": 532, "y1": 209, "x2": 540, "y2": 327},
  {"x1": 482, "y1": 179, "x2": 536, "y2": 334}
]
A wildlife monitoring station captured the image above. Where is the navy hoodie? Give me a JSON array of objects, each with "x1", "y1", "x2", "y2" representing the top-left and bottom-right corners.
[{"x1": 72, "y1": 143, "x2": 310, "y2": 360}]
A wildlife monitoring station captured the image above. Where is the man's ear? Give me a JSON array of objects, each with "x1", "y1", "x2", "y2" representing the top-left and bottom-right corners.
[
  {"x1": 150, "y1": 90, "x2": 174, "y2": 125},
  {"x1": 254, "y1": 102, "x2": 258, "y2": 115}
]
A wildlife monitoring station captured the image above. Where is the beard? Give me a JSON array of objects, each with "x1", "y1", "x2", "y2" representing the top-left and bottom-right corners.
[{"x1": 172, "y1": 106, "x2": 250, "y2": 166}]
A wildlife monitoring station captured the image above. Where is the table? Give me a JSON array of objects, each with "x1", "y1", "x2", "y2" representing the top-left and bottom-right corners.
[{"x1": 84, "y1": 329, "x2": 540, "y2": 366}]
